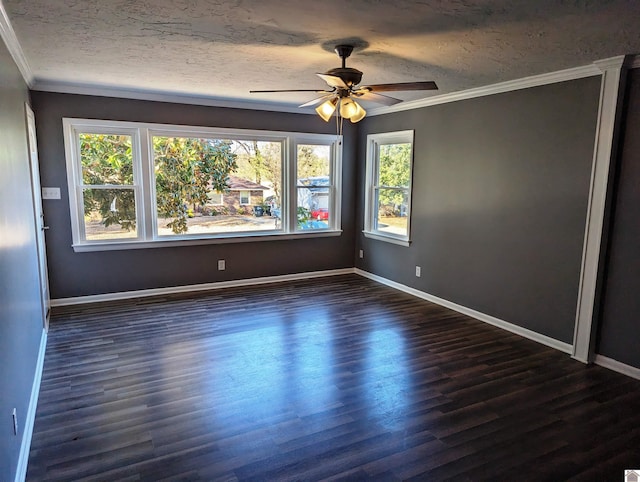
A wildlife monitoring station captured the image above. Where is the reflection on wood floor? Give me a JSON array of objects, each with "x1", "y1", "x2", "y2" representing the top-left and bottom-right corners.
[{"x1": 27, "y1": 275, "x2": 640, "y2": 480}]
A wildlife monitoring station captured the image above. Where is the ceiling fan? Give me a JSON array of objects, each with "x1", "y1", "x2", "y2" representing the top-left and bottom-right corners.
[{"x1": 250, "y1": 44, "x2": 438, "y2": 123}]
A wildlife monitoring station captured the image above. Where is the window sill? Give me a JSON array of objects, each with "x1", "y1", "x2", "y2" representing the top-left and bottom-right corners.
[
  {"x1": 72, "y1": 229, "x2": 343, "y2": 252},
  {"x1": 363, "y1": 230, "x2": 411, "y2": 247}
]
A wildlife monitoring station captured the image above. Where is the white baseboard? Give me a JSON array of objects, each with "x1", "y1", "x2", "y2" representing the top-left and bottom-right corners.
[
  {"x1": 355, "y1": 268, "x2": 573, "y2": 354},
  {"x1": 594, "y1": 354, "x2": 640, "y2": 380},
  {"x1": 15, "y1": 328, "x2": 47, "y2": 482},
  {"x1": 53, "y1": 267, "x2": 574, "y2": 355},
  {"x1": 51, "y1": 268, "x2": 356, "y2": 307}
]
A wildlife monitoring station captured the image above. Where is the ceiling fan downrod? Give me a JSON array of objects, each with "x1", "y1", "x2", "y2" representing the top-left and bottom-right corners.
[{"x1": 334, "y1": 45, "x2": 354, "y2": 68}]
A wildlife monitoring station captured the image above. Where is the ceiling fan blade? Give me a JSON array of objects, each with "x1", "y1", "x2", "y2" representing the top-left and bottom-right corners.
[
  {"x1": 316, "y1": 73, "x2": 349, "y2": 89},
  {"x1": 353, "y1": 90, "x2": 403, "y2": 106},
  {"x1": 250, "y1": 89, "x2": 328, "y2": 93},
  {"x1": 299, "y1": 94, "x2": 336, "y2": 108},
  {"x1": 363, "y1": 81, "x2": 438, "y2": 92}
]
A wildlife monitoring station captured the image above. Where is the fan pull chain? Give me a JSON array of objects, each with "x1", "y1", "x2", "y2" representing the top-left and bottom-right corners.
[{"x1": 336, "y1": 109, "x2": 345, "y2": 141}]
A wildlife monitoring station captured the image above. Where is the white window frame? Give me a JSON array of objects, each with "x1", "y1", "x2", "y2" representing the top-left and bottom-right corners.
[
  {"x1": 239, "y1": 190, "x2": 250, "y2": 205},
  {"x1": 63, "y1": 118, "x2": 342, "y2": 251},
  {"x1": 293, "y1": 139, "x2": 341, "y2": 232},
  {"x1": 363, "y1": 130, "x2": 414, "y2": 247}
]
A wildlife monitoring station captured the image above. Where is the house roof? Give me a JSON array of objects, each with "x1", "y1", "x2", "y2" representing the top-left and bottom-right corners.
[{"x1": 227, "y1": 176, "x2": 269, "y2": 191}]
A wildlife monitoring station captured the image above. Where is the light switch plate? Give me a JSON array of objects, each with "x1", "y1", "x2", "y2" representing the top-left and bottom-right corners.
[{"x1": 42, "y1": 187, "x2": 61, "y2": 199}]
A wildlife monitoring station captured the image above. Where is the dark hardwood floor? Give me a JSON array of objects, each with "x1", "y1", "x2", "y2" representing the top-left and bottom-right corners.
[{"x1": 27, "y1": 275, "x2": 640, "y2": 481}]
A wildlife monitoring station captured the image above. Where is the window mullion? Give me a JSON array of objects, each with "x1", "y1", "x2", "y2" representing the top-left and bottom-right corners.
[
  {"x1": 286, "y1": 139, "x2": 296, "y2": 233},
  {"x1": 331, "y1": 139, "x2": 341, "y2": 231},
  {"x1": 137, "y1": 128, "x2": 154, "y2": 241}
]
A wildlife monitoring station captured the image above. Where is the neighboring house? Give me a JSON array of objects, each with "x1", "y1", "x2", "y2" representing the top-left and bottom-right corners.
[
  {"x1": 207, "y1": 175, "x2": 269, "y2": 214},
  {"x1": 298, "y1": 176, "x2": 329, "y2": 212}
]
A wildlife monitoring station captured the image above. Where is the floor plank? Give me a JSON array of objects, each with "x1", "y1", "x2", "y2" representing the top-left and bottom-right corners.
[{"x1": 27, "y1": 275, "x2": 640, "y2": 480}]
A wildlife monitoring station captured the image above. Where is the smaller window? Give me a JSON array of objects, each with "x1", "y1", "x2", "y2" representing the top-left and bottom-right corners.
[
  {"x1": 76, "y1": 132, "x2": 140, "y2": 241},
  {"x1": 364, "y1": 130, "x2": 414, "y2": 246},
  {"x1": 296, "y1": 143, "x2": 333, "y2": 231},
  {"x1": 239, "y1": 190, "x2": 250, "y2": 205}
]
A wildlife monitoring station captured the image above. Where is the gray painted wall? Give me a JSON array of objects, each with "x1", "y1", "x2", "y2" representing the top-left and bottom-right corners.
[
  {"x1": 30, "y1": 92, "x2": 357, "y2": 299},
  {"x1": 355, "y1": 77, "x2": 601, "y2": 344},
  {"x1": 597, "y1": 69, "x2": 640, "y2": 369},
  {"x1": 3, "y1": 58, "x2": 638, "y2": 481},
  {"x1": 0, "y1": 43, "x2": 45, "y2": 481}
]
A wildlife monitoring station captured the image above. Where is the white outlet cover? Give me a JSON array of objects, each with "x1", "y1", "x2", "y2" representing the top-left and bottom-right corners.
[{"x1": 415, "y1": 266, "x2": 421, "y2": 277}]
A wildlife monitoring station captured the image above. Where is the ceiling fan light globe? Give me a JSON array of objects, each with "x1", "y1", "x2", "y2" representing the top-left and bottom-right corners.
[
  {"x1": 350, "y1": 102, "x2": 366, "y2": 123},
  {"x1": 340, "y1": 98, "x2": 358, "y2": 119},
  {"x1": 315, "y1": 98, "x2": 337, "y2": 122}
]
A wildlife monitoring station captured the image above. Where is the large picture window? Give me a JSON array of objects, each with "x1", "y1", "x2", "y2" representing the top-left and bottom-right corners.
[
  {"x1": 364, "y1": 130, "x2": 414, "y2": 246},
  {"x1": 64, "y1": 119, "x2": 341, "y2": 250}
]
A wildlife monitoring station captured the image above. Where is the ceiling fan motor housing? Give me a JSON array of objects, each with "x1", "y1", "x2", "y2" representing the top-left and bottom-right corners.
[{"x1": 326, "y1": 67, "x2": 363, "y2": 87}]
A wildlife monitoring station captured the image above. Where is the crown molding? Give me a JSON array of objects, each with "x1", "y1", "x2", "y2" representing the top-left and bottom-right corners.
[
  {"x1": 368, "y1": 62, "x2": 605, "y2": 116},
  {"x1": 0, "y1": 0, "x2": 33, "y2": 86},
  {"x1": 34, "y1": 60, "x2": 603, "y2": 117},
  {"x1": 593, "y1": 55, "x2": 628, "y2": 72},
  {"x1": 23, "y1": 52, "x2": 640, "y2": 117},
  {"x1": 32, "y1": 80, "x2": 317, "y2": 115}
]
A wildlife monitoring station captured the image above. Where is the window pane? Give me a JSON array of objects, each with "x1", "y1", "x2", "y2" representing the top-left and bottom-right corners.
[
  {"x1": 376, "y1": 188, "x2": 409, "y2": 237},
  {"x1": 297, "y1": 144, "x2": 330, "y2": 180},
  {"x1": 296, "y1": 144, "x2": 331, "y2": 231},
  {"x1": 83, "y1": 188, "x2": 137, "y2": 240},
  {"x1": 297, "y1": 187, "x2": 329, "y2": 230},
  {"x1": 79, "y1": 134, "x2": 133, "y2": 185},
  {"x1": 378, "y1": 143, "x2": 411, "y2": 188},
  {"x1": 153, "y1": 136, "x2": 282, "y2": 236},
  {"x1": 207, "y1": 192, "x2": 223, "y2": 205}
]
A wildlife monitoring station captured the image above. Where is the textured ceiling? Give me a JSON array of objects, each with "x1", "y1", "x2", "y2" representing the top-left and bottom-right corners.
[{"x1": 4, "y1": 0, "x2": 640, "y2": 109}]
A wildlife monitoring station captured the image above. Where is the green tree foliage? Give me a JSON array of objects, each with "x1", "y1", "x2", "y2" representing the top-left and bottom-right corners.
[
  {"x1": 297, "y1": 206, "x2": 311, "y2": 227},
  {"x1": 80, "y1": 134, "x2": 238, "y2": 235},
  {"x1": 234, "y1": 141, "x2": 282, "y2": 203},
  {"x1": 80, "y1": 134, "x2": 136, "y2": 231},
  {"x1": 154, "y1": 137, "x2": 237, "y2": 233},
  {"x1": 235, "y1": 140, "x2": 265, "y2": 183},
  {"x1": 297, "y1": 145, "x2": 329, "y2": 180},
  {"x1": 378, "y1": 143, "x2": 411, "y2": 208}
]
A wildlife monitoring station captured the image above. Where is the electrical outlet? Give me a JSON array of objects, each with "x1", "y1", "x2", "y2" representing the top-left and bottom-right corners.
[
  {"x1": 12, "y1": 408, "x2": 18, "y2": 436},
  {"x1": 415, "y1": 266, "x2": 421, "y2": 277},
  {"x1": 359, "y1": 249, "x2": 363, "y2": 259},
  {"x1": 217, "y1": 259, "x2": 225, "y2": 271},
  {"x1": 41, "y1": 187, "x2": 61, "y2": 199}
]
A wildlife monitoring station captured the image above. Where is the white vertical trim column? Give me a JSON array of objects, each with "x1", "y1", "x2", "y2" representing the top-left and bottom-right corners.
[{"x1": 572, "y1": 56, "x2": 628, "y2": 363}]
